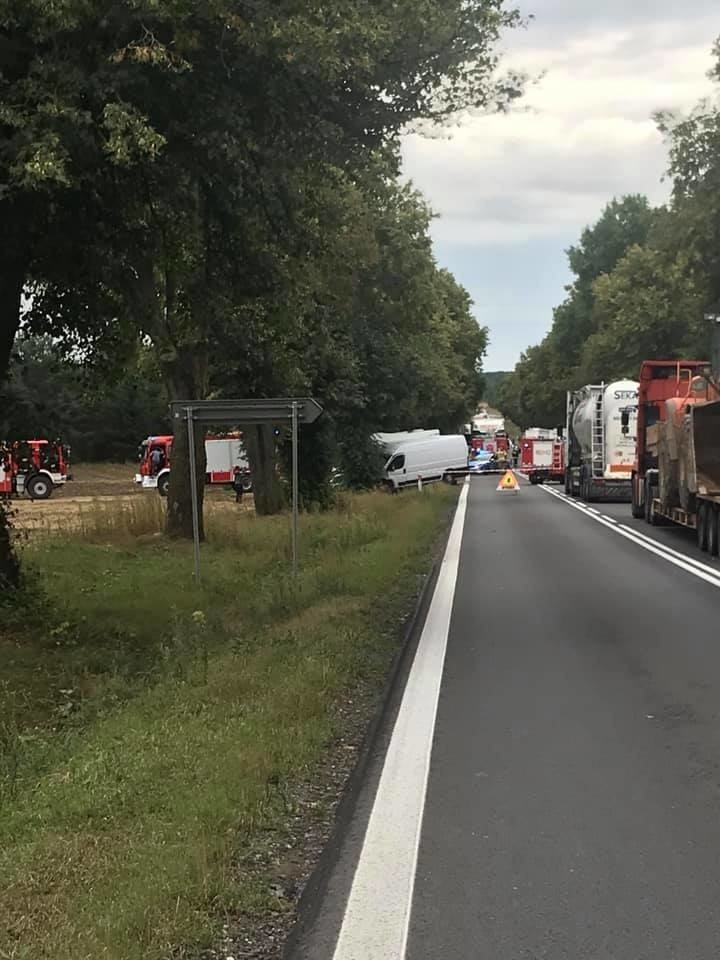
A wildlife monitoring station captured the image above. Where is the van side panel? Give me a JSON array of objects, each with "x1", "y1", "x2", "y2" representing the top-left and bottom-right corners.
[{"x1": 385, "y1": 436, "x2": 468, "y2": 488}]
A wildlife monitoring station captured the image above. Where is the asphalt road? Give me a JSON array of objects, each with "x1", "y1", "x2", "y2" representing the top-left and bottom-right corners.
[{"x1": 291, "y1": 477, "x2": 720, "y2": 959}]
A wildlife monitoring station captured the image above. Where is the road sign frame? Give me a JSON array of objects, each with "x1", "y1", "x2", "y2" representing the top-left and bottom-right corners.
[{"x1": 171, "y1": 398, "x2": 323, "y2": 582}]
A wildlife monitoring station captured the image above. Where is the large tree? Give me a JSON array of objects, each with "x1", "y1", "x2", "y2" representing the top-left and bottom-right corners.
[
  {"x1": 498, "y1": 195, "x2": 658, "y2": 427},
  {"x1": 212, "y1": 159, "x2": 487, "y2": 501},
  {"x1": 1, "y1": 0, "x2": 523, "y2": 578},
  {"x1": 578, "y1": 242, "x2": 709, "y2": 383}
]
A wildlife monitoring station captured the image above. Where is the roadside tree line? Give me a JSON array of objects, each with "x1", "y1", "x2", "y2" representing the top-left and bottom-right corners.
[
  {"x1": 498, "y1": 45, "x2": 720, "y2": 430},
  {"x1": 0, "y1": 0, "x2": 527, "y2": 588}
]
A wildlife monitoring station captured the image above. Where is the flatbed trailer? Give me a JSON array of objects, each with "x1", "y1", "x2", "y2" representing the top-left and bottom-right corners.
[
  {"x1": 632, "y1": 359, "x2": 720, "y2": 555},
  {"x1": 644, "y1": 475, "x2": 720, "y2": 555}
]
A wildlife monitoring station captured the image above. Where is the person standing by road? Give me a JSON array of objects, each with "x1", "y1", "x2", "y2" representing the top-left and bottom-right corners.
[
  {"x1": 150, "y1": 446, "x2": 163, "y2": 476},
  {"x1": 232, "y1": 467, "x2": 244, "y2": 504}
]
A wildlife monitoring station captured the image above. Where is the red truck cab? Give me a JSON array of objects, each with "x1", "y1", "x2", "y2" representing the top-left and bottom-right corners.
[
  {"x1": 0, "y1": 439, "x2": 71, "y2": 499},
  {"x1": 631, "y1": 360, "x2": 717, "y2": 518}
]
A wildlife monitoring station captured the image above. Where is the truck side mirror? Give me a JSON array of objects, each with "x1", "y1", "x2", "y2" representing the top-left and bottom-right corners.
[{"x1": 556, "y1": 425, "x2": 564, "y2": 438}]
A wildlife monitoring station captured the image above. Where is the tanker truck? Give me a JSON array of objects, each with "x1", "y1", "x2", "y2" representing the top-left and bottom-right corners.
[
  {"x1": 565, "y1": 380, "x2": 639, "y2": 502},
  {"x1": 632, "y1": 359, "x2": 720, "y2": 555}
]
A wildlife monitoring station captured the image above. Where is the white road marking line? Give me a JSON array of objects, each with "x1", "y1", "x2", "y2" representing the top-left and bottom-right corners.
[
  {"x1": 587, "y1": 507, "x2": 601, "y2": 515},
  {"x1": 602, "y1": 516, "x2": 618, "y2": 524},
  {"x1": 616, "y1": 522, "x2": 720, "y2": 578},
  {"x1": 541, "y1": 485, "x2": 720, "y2": 588},
  {"x1": 332, "y1": 481, "x2": 469, "y2": 960}
]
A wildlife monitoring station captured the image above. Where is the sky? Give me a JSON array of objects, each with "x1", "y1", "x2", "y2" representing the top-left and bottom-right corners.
[{"x1": 401, "y1": 0, "x2": 720, "y2": 371}]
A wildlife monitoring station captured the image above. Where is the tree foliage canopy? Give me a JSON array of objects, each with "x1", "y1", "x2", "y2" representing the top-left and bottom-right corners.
[
  {"x1": 499, "y1": 59, "x2": 720, "y2": 431},
  {"x1": 1, "y1": 0, "x2": 519, "y2": 578}
]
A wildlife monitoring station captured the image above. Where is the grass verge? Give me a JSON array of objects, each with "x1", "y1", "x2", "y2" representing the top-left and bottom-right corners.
[{"x1": 0, "y1": 485, "x2": 457, "y2": 959}]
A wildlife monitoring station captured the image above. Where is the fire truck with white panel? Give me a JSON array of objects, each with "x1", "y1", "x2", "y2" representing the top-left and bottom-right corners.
[
  {"x1": 135, "y1": 434, "x2": 251, "y2": 497},
  {"x1": 520, "y1": 432, "x2": 565, "y2": 485}
]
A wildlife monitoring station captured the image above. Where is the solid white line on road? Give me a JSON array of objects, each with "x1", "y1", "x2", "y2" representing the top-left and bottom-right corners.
[
  {"x1": 541, "y1": 485, "x2": 720, "y2": 589},
  {"x1": 616, "y1": 522, "x2": 720, "y2": 578},
  {"x1": 332, "y1": 481, "x2": 469, "y2": 960}
]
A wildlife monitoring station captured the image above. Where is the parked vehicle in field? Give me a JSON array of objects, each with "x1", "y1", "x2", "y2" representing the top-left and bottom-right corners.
[
  {"x1": 630, "y1": 359, "x2": 720, "y2": 554},
  {"x1": 565, "y1": 380, "x2": 639, "y2": 502},
  {"x1": 520, "y1": 434, "x2": 565, "y2": 485},
  {"x1": 0, "y1": 439, "x2": 71, "y2": 500},
  {"x1": 383, "y1": 435, "x2": 468, "y2": 491},
  {"x1": 135, "y1": 434, "x2": 252, "y2": 497}
]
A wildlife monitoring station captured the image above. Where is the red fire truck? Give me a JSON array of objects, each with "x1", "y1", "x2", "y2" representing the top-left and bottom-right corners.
[
  {"x1": 520, "y1": 434, "x2": 565, "y2": 485},
  {"x1": 135, "y1": 433, "x2": 252, "y2": 497},
  {"x1": 0, "y1": 439, "x2": 71, "y2": 500},
  {"x1": 467, "y1": 430, "x2": 511, "y2": 455}
]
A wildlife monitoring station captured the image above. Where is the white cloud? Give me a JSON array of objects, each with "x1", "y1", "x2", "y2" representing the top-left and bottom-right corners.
[{"x1": 401, "y1": 13, "x2": 719, "y2": 248}]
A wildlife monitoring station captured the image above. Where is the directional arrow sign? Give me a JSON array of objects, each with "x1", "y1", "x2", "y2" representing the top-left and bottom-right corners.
[{"x1": 169, "y1": 397, "x2": 323, "y2": 425}]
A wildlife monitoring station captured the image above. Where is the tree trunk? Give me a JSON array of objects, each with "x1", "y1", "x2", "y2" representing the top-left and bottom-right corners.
[
  {"x1": 244, "y1": 423, "x2": 285, "y2": 515},
  {"x1": 0, "y1": 254, "x2": 26, "y2": 383},
  {"x1": 166, "y1": 404, "x2": 207, "y2": 540},
  {"x1": 164, "y1": 343, "x2": 209, "y2": 540},
  {"x1": 0, "y1": 252, "x2": 27, "y2": 589},
  {"x1": 0, "y1": 503, "x2": 21, "y2": 592}
]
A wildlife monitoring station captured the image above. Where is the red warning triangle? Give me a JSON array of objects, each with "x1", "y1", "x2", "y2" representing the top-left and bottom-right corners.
[{"x1": 496, "y1": 470, "x2": 519, "y2": 492}]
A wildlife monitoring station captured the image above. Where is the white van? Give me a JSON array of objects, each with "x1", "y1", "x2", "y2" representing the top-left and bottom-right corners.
[
  {"x1": 373, "y1": 430, "x2": 440, "y2": 456},
  {"x1": 384, "y1": 435, "x2": 468, "y2": 491}
]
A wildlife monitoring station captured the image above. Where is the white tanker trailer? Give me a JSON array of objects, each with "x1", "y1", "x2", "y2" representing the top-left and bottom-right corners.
[{"x1": 564, "y1": 380, "x2": 638, "y2": 502}]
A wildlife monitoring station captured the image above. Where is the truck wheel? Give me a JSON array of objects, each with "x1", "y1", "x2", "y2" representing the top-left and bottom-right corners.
[
  {"x1": 26, "y1": 473, "x2": 53, "y2": 500},
  {"x1": 698, "y1": 503, "x2": 709, "y2": 552},
  {"x1": 157, "y1": 474, "x2": 170, "y2": 497},
  {"x1": 708, "y1": 505, "x2": 719, "y2": 557}
]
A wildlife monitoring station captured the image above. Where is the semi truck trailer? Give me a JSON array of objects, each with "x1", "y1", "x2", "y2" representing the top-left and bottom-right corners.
[{"x1": 565, "y1": 380, "x2": 639, "y2": 502}]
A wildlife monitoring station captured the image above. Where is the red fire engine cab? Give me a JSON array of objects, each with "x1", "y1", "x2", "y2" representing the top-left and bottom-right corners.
[{"x1": 0, "y1": 439, "x2": 71, "y2": 500}]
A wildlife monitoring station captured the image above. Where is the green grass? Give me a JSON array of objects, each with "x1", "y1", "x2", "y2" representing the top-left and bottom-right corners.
[{"x1": 0, "y1": 486, "x2": 457, "y2": 960}]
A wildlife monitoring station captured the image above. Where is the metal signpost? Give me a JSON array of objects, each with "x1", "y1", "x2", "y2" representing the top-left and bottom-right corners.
[
  {"x1": 704, "y1": 310, "x2": 720, "y2": 381},
  {"x1": 169, "y1": 398, "x2": 323, "y2": 583}
]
